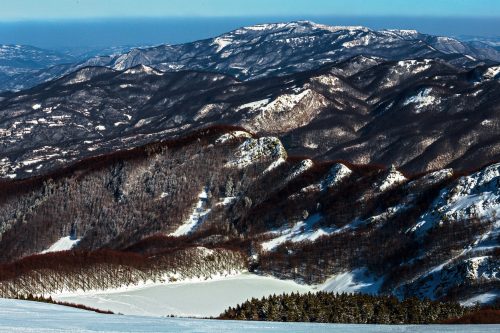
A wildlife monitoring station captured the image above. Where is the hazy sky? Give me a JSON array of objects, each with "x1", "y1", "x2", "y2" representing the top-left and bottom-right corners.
[
  {"x1": 1, "y1": 0, "x2": 499, "y2": 20},
  {"x1": 0, "y1": 1, "x2": 498, "y2": 48}
]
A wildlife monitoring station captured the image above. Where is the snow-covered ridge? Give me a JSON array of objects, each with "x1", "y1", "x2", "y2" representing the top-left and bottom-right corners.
[
  {"x1": 226, "y1": 137, "x2": 287, "y2": 168},
  {"x1": 235, "y1": 21, "x2": 369, "y2": 34},
  {"x1": 321, "y1": 163, "x2": 352, "y2": 190},
  {"x1": 407, "y1": 169, "x2": 454, "y2": 190},
  {"x1": 484, "y1": 65, "x2": 500, "y2": 80},
  {"x1": 124, "y1": 64, "x2": 163, "y2": 75},
  {"x1": 411, "y1": 162, "x2": 500, "y2": 236},
  {"x1": 375, "y1": 165, "x2": 407, "y2": 192},
  {"x1": 215, "y1": 130, "x2": 252, "y2": 144},
  {"x1": 236, "y1": 90, "x2": 313, "y2": 115},
  {"x1": 285, "y1": 159, "x2": 313, "y2": 182}
]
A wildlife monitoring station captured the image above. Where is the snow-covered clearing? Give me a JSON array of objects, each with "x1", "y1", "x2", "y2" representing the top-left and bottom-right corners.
[
  {"x1": 41, "y1": 236, "x2": 80, "y2": 254},
  {"x1": 0, "y1": 298, "x2": 496, "y2": 333},
  {"x1": 169, "y1": 188, "x2": 210, "y2": 236},
  {"x1": 261, "y1": 214, "x2": 335, "y2": 251}
]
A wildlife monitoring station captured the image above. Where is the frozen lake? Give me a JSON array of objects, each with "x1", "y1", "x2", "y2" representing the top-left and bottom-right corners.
[
  {"x1": 0, "y1": 298, "x2": 498, "y2": 333},
  {"x1": 53, "y1": 272, "x2": 383, "y2": 317},
  {"x1": 53, "y1": 273, "x2": 314, "y2": 317}
]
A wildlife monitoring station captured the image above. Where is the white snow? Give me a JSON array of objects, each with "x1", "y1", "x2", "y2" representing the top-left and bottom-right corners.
[
  {"x1": 261, "y1": 214, "x2": 334, "y2": 251},
  {"x1": 234, "y1": 98, "x2": 270, "y2": 112},
  {"x1": 169, "y1": 188, "x2": 210, "y2": 236},
  {"x1": 95, "y1": 125, "x2": 106, "y2": 131},
  {"x1": 263, "y1": 157, "x2": 286, "y2": 173},
  {"x1": 403, "y1": 88, "x2": 441, "y2": 112},
  {"x1": 407, "y1": 169, "x2": 454, "y2": 190},
  {"x1": 285, "y1": 159, "x2": 313, "y2": 182},
  {"x1": 125, "y1": 65, "x2": 163, "y2": 75},
  {"x1": 227, "y1": 137, "x2": 287, "y2": 169},
  {"x1": 484, "y1": 66, "x2": 500, "y2": 80},
  {"x1": 309, "y1": 22, "x2": 368, "y2": 33},
  {"x1": 212, "y1": 37, "x2": 233, "y2": 52},
  {"x1": 411, "y1": 162, "x2": 500, "y2": 237},
  {"x1": 320, "y1": 163, "x2": 352, "y2": 190},
  {"x1": 41, "y1": 236, "x2": 80, "y2": 254},
  {"x1": 342, "y1": 34, "x2": 377, "y2": 48},
  {"x1": 321, "y1": 268, "x2": 383, "y2": 295},
  {"x1": 263, "y1": 90, "x2": 311, "y2": 114},
  {"x1": 32, "y1": 103, "x2": 41, "y2": 110},
  {"x1": 375, "y1": 165, "x2": 407, "y2": 192},
  {"x1": 215, "y1": 131, "x2": 252, "y2": 144},
  {"x1": 54, "y1": 273, "x2": 312, "y2": 318},
  {"x1": 0, "y1": 298, "x2": 483, "y2": 333},
  {"x1": 461, "y1": 292, "x2": 499, "y2": 306}
]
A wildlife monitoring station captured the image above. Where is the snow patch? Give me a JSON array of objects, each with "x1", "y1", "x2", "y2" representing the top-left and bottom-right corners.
[
  {"x1": 169, "y1": 188, "x2": 210, "y2": 236},
  {"x1": 321, "y1": 268, "x2": 383, "y2": 295},
  {"x1": 375, "y1": 165, "x2": 407, "y2": 192},
  {"x1": 227, "y1": 137, "x2": 287, "y2": 169},
  {"x1": 484, "y1": 66, "x2": 500, "y2": 80},
  {"x1": 125, "y1": 65, "x2": 163, "y2": 76},
  {"x1": 215, "y1": 131, "x2": 252, "y2": 144},
  {"x1": 461, "y1": 292, "x2": 499, "y2": 306},
  {"x1": 41, "y1": 236, "x2": 80, "y2": 254},
  {"x1": 235, "y1": 98, "x2": 270, "y2": 112},
  {"x1": 212, "y1": 36, "x2": 233, "y2": 53},
  {"x1": 261, "y1": 214, "x2": 333, "y2": 251},
  {"x1": 285, "y1": 159, "x2": 313, "y2": 182},
  {"x1": 320, "y1": 163, "x2": 352, "y2": 190},
  {"x1": 403, "y1": 88, "x2": 441, "y2": 112}
]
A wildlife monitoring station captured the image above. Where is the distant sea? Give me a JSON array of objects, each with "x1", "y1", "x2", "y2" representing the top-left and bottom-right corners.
[{"x1": 0, "y1": 16, "x2": 498, "y2": 50}]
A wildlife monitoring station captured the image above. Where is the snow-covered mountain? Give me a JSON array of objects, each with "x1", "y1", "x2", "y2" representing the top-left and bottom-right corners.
[
  {"x1": 0, "y1": 55, "x2": 498, "y2": 179},
  {"x1": 0, "y1": 128, "x2": 497, "y2": 305},
  {"x1": 1, "y1": 21, "x2": 499, "y2": 92},
  {"x1": 0, "y1": 21, "x2": 498, "y2": 309}
]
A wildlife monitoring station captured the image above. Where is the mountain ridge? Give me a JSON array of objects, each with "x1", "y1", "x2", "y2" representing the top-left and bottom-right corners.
[{"x1": 1, "y1": 20, "x2": 499, "y2": 92}]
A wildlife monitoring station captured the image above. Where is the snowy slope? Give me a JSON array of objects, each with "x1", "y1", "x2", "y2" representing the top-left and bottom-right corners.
[
  {"x1": 2, "y1": 20, "x2": 498, "y2": 92},
  {"x1": 0, "y1": 298, "x2": 497, "y2": 333},
  {"x1": 41, "y1": 236, "x2": 80, "y2": 254}
]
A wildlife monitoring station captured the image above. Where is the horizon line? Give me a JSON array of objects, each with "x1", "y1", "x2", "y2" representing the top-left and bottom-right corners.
[{"x1": 1, "y1": 14, "x2": 500, "y2": 23}]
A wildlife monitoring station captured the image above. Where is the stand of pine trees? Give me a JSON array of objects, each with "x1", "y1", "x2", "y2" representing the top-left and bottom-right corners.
[{"x1": 219, "y1": 292, "x2": 472, "y2": 324}]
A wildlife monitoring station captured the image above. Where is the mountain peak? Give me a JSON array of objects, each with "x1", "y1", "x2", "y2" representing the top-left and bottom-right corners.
[{"x1": 234, "y1": 20, "x2": 370, "y2": 34}]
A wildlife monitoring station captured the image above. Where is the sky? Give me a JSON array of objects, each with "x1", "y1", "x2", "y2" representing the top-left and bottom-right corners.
[
  {"x1": 1, "y1": 0, "x2": 499, "y2": 20},
  {"x1": 0, "y1": 0, "x2": 498, "y2": 49}
]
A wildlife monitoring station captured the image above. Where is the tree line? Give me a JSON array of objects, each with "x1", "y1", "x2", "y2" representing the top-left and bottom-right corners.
[{"x1": 219, "y1": 291, "x2": 472, "y2": 324}]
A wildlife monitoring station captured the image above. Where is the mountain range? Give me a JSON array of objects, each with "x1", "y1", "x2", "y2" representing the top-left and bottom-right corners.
[{"x1": 0, "y1": 21, "x2": 498, "y2": 309}]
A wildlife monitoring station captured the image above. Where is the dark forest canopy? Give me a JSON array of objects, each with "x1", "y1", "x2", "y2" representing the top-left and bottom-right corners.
[{"x1": 219, "y1": 291, "x2": 473, "y2": 324}]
